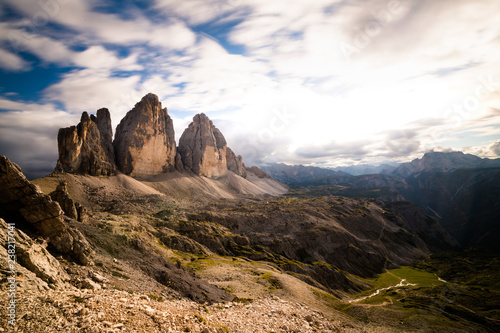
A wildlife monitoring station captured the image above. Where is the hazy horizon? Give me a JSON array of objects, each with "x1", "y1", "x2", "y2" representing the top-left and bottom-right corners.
[{"x1": 1, "y1": 0, "x2": 500, "y2": 179}]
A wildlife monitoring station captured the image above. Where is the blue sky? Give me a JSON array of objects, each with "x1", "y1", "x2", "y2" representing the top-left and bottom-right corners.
[{"x1": 0, "y1": 0, "x2": 499, "y2": 179}]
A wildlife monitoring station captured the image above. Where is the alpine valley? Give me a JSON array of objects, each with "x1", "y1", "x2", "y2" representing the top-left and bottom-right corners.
[{"x1": 1, "y1": 93, "x2": 499, "y2": 333}]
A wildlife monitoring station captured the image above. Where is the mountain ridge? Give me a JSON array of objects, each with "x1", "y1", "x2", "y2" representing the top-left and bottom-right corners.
[{"x1": 56, "y1": 93, "x2": 271, "y2": 186}]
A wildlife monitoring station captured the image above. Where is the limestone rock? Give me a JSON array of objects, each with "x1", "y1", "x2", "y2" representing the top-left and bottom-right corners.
[
  {"x1": 114, "y1": 93, "x2": 176, "y2": 177},
  {"x1": 50, "y1": 181, "x2": 88, "y2": 223},
  {"x1": 56, "y1": 110, "x2": 116, "y2": 176},
  {"x1": 0, "y1": 155, "x2": 92, "y2": 265},
  {"x1": 226, "y1": 147, "x2": 247, "y2": 178},
  {"x1": 50, "y1": 181, "x2": 78, "y2": 220},
  {"x1": 75, "y1": 202, "x2": 88, "y2": 223},
  {"x1": 178, "y1": 113, "x2": 228, "y2": 177},
  {"x1": 0, "y1": 218, "x2": 69, "y2": 288},
  {"x1": 92, "y1": 108, "x2": 115, "y2": 165}
]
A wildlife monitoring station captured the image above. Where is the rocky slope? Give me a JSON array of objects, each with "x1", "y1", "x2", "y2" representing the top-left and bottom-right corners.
[
  {"x1": 2, "y1": 153, "x2": 493, "y2": 332},
  {"x1": 113, "y1": 93, "x2": 177, "y2": 177},
  {"x1": 56, "y1": 110, "x2": 116, "y2": 176},
  {"x1": 0, "y1": 155, "x2": 92, "y2": 265}
]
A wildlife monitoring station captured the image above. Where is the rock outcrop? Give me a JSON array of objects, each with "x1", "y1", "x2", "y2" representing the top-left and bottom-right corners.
[
  {"x1": 226, "y1": 147, "x2": 247, "y2": 178},
  {"x1": 178, "y1": 113, "x2": 228, "y2": 177},
  {"x1": 0, "y1": 155, "x2": 92, "y2": 265},
  {"x1": 49, "y1": 181, "x2": 78, "y2": 219},
  {"x1": 56, "y1": 110, "x2": 116, "y2": 176},
  {"x1": 0, "y1": 218, "x2": 69, "y2": 291},
  {"x1": 114, "y1": 93, "x2": 176, "y2": 177},
  {"x1": 49, "y1": 181, "x2": 88, "y2": 222}
]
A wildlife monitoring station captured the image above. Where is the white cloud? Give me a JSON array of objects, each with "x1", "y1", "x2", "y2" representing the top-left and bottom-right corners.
[
  {"x1": 1, "y1": 0, "x2": 499, "y2": 173},
  {"x1": 0, "y1": 48, "x2": 30, "y2": 71},
  {"x1": 43, "y1": 69, "x2": 143, "y2": 127},
  {"x1": 2, "y1": 0, "x2": 197, "y2": 50}
]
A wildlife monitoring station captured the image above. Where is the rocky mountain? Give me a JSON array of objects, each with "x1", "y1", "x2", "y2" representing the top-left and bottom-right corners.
[
  {"x1": 392, "y1": 151, "x2": 500, "y2": 177},
  {"x1": 4, "y1": 93, "x2": 498, "y2": 331},
  {"x1": 56, "y1": 93, "x2": 269, "y2": 185},
  {"x1": 261, "y1": 163, "x2": 351, "y2": 185},
  {"x1": 0, "y1": 155, "x2": 92, "y2": 265},
  {"x1": 56, "y1": 109, "x2": 116, "y2": 176},
  {"x1": 113, "y1": 93, "x2": 177, "y2": 177},
  {"x1": 331, "y1": 163, "x2": 397, "y2": 176},
  {"x1": 281, "y1": 152, "x2": 500, "y2": 251},
  {"x1": 226, "y1": 147, "x2": 247, "y2": 178},
  {"x1": 1, "y1": 151, "x2": 496, "y2": 331},
  {"x1": 403, "y1": 167, "x2": 500, "y2": 251},
  {"x1": 178, "y1": 113, "x2": 229, "y2": 177}
]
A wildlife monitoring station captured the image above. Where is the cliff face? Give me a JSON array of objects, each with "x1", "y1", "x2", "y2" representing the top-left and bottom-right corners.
[
  {"x1": 55, "y1": 94, "x2": 262, "y2": 180},
  {"x1": 113, "y1": 93, "x2": 176, "y2": 177},
  {"x1": 57, "y1": 111, "x2": 116, "y2": 176},
  {"x1": 0, "y1": 155, "x2": 92, "y2": 265},
  {"x1": 226, "y1": 147, "x2": 247, "y2": 178},
  {"x1": 177, "y1": 113, "x2": 228, "y2": 178}
]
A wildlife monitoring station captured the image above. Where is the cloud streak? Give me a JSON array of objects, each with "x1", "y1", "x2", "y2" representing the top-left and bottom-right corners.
[{"x1": 0, "y1": 0, "x2": 499, "y2": 177}]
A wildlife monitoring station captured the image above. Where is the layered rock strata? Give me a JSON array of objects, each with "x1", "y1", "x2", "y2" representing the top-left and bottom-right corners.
[
  {"x1": 0, "y1": 155, "x2": 92, "y2": 265},
  {"x1": 57, "y1": 109, "x2": 116, "y2": 176},
  {"x1": 178, "y1": 113, "x2": 228, "y2": 177},
  {"x1": 113, "y1": 93, "x2": 176, "y2": 177}
]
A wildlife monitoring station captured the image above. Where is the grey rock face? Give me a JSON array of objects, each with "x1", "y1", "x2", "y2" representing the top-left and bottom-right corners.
[
  {"x1": 114, "y1": 93, "x2": 176, "y2": 177},
  {"x1": 0, "y1": 218, "x2": 69, "y2": 289},
  {"x1": 0, "y1": 155, "x2": 92, "y2": 265},
  {"x1": 226, "y1": 147, "x2": 247, "y2": 178},
  {"x1": 178, "y1": 113, "x2": 228, "y2": 177},
  {"x1": 57, "y1": 110, "x2": 116, "y2": 176}
]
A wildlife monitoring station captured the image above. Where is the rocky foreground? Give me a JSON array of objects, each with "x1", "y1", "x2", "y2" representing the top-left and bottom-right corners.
[{"x1": 1, "y1": 288, "x2": 364, "y2": 333}]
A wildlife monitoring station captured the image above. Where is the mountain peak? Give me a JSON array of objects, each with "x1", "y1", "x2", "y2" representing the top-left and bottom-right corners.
[
  {"x1": 113, "y1": 93, "x2": 176, "y2": 177},
  {"x1": 178, "y1": 113, "x2": 228, "y2": 177},
  {"x1": 56, "y1": 110, "x2": 116, "y2": 176}
]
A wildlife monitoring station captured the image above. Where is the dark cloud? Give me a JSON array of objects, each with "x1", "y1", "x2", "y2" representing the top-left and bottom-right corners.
[{"x1": 0, "y1": 113, "x2": 61, "y2": 180}]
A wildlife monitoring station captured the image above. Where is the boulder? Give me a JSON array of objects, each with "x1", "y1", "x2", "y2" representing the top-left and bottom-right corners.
[{"x1": 114, "y1": 93, "x2": 177, "y2": 177}]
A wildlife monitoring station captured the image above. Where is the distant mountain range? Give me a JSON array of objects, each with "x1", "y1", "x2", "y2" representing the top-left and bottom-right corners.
[
  {"x1": 329, "y1": 163, "x2": 397, "y2": 176},
  {"x1": 263, "y1": 152, "x2": 500, "y2": 251},
  {"x1": 260, "y1": 163, "x2": 351, "y2": 185},
  {"x1": 262, "y1": 151, "x2": 500, "y2": 183},
  {"x1": 392, "y1": 151, "x2": 500, "y2": 177}
]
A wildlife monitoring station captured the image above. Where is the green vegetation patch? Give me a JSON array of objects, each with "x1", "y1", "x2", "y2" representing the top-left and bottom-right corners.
[{"x1": 259, "y1": 273, "x2": 283, "y2": 291}]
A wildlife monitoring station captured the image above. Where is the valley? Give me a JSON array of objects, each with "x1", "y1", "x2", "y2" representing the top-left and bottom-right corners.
[{"x1": 0, "y1": 93, "x2": 499, "y2": 332}]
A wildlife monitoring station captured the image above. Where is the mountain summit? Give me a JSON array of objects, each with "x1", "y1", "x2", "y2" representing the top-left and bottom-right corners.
[
  {"x1": 56, "y1": 108, "x2": 116, "y2": 176},
  {"x1": 55, "y1": 93, "x2": 266, "y2": 183},
  {"x1": 113, "y1": 93, "x2": 177, "y2": 177},
  {"x1": 178, "y1": 113, "x2": 228, "y2": 177}
]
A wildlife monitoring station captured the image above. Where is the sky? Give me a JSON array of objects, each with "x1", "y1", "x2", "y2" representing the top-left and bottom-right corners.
[{"x1": 0, "y1": 0, "x2": 500, "y2": 179}]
